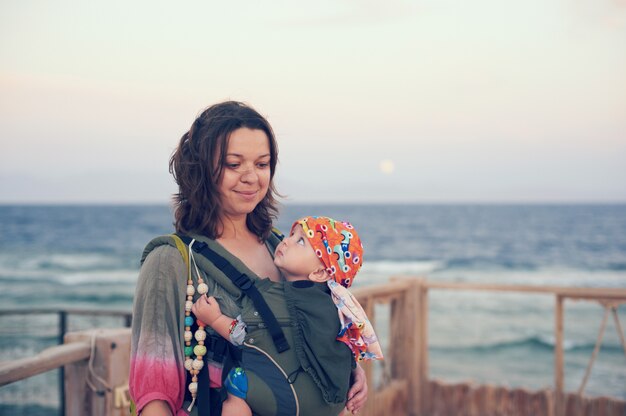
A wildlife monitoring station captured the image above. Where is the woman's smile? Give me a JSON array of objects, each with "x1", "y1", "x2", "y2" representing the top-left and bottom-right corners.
[{"x1": 234, "y1": 190, "x2": 259, "y2": 200}]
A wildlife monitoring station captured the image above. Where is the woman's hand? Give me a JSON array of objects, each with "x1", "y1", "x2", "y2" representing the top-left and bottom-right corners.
[{"x1": 345, "y1": 363, "x2": 368, "y2": 414}]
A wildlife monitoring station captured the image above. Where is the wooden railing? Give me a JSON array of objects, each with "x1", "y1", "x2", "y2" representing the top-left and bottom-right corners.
[
  {"x1": 1, "y1": 279, "x2": 625, "y2": 416},
  {"x1": 421, "y1": 280, "x2": 626, "y2": 416},
  {"x1": 0, "y1": 308, "x2": 132, "y2": 415}
]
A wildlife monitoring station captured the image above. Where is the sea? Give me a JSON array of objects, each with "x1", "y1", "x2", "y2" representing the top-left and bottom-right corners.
[{"x1": 1, "y1": 204, "x2": 625, "y2": 414}]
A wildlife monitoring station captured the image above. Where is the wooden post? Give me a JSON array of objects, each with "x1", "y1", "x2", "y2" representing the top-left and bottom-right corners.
[
  {"x1": 390, "y1": 277, "x2": 423, "y2": 416},
  {"x1": 554, "y1": 295, "x2": 564, "y2": 416},
  {"x1": 419, "y1": 281, "x2": 429, "y2": 415},
  {"x1": 361, "y1": 295, "x2": 375, "y2": 416},
  {"x1": 389, "y1": 286, "x2": 403, "y2": 408},
  {"x1": 64, "y1": 328, "x2": 131, "y2": 416},
  {"x1": 58, "y1": 310, "x2": 68, "y2": 415}
]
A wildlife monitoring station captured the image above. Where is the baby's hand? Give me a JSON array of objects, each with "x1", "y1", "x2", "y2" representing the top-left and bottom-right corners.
[{"x1": 192, "y1": 295, "x2": 223, "y2": 326}]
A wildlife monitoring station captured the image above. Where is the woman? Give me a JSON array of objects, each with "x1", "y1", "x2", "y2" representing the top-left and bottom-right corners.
[{"x1": 130, "y1": 101, "x2": 368, "y2": 415}]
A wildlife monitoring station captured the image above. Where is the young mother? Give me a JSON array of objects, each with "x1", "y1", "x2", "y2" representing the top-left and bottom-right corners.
[{"x1": 130, "y1": 101, "x2": 368, "y2": 415}]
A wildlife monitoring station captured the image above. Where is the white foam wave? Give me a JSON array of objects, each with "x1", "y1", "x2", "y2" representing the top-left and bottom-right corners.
[
  {"x1": 0, "y1": 252, "x2": 138, "y2": 285},
  {"x1": 0, "y1": 252, "x2": 123, "y2": 271},
  {"x1": 360, "y1": 260, "x2": 443, "y2": 276},
  {"x1": 534, "y1": 334, "x2": 605, "y2": 351},
  {"x1": 0, "y1": 267, "x2": 138, "y2": 285},
  {"x1": 43, "y1": 253, "x2": 120, "y2": 269},
  {"x1": 56, "y1": 270, "x2": 138, "y2": 285},
  {"x1": 355, "y1": 262, "x2": 626, "y2": 287},
  {"x1": 430, "y1": 267, "x2": 626, "y2": 287}
]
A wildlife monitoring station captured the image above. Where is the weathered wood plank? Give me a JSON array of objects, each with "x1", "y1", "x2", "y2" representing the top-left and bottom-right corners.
[
  {"x1": 389, "y1": 286, "x2": 405, "y2": 404},
  {"x1": 351, "y1": 279, "x2": 415, "y2": 300},
  {"x1": 424, "y1": 380, "x2": 626, "y2": 416},
  {"x1": 361, "y1": 296, "x2": 375, "y2": 416},
  {"x1": 426, "y1": 281, "x2": 626, "y2": 300},
  {"x1": 555, "y1": 295, "x2": 565, "y2": 416},
  {"x1": 372, "y1": 379, "x2": 409, "y2": 415},
  {"x1": 418, "y1": 282, "x2": 429, "y2": 415},
  {"x1": 0, "y1": 342, "x2": 90, "y2": 386}
]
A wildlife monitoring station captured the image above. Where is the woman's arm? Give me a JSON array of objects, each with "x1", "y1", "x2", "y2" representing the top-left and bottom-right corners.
[
  {"x1": 345, "y1": 363, "x2": 368, "y2": 414},
  {"x1": 140, "y1": 400, "x2": 173, "y2": 416},
  {"x1": 129, "y1": 246, "x2": 187, "y2": 416}
]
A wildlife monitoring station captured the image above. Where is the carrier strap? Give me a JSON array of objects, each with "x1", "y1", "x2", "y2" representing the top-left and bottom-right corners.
[{"x1": 177, "y1": 234, "x2": 290, "y2": 354}]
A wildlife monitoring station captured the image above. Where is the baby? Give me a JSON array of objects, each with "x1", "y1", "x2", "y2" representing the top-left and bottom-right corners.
[{"x1": 193, "y1": 216, "x2": 383, "y2": 415}]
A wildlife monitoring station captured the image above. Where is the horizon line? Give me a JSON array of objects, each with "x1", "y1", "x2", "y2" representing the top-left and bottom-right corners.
[{"x1": 1, "y1": 200, "x2": 625, "y2": 206}]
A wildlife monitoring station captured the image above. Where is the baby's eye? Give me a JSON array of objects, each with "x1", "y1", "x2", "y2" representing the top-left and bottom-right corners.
[{"x1": 297, "y1": 237, "x2": 305, "y2": 245}]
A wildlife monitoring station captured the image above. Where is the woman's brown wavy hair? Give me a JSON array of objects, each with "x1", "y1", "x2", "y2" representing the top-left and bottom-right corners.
[{"x1": 169, "y1": 101, "x2": 280, "y2": 240}]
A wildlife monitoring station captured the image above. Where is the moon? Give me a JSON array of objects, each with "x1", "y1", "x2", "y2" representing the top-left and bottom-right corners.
[{"x1": 379, "y1": 159, "x2": 395, "y2": 175}]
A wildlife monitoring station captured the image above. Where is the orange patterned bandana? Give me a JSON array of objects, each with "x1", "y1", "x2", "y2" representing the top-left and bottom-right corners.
[
  {"x1": 291, "y1": 216, "x2": 364, "y2": 288},
  {"x1": 292, "y1": 216, "x2": 383, "y2": 361}
]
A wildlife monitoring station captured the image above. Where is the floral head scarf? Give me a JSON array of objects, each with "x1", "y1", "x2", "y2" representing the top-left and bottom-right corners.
[
  {"x1": 291, "y1": 216, "x2": 364, "y2": 289},
  {"x1": 291, "y1": 216, "x2": 383, "y2": 361}
]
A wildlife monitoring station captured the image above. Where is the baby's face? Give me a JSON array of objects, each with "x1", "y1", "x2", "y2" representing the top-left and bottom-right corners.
[{"x1": 274, "y1": 224, "x2": 324, "y2": 281}]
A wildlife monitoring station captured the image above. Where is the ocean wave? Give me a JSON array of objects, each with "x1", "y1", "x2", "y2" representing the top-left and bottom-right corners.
[
  {"x1": 55, "y1": 270, "x2": 138, "y2": 285},
  {"x1": 431, "y1": 335, "x2": 624, "y2": 353},
  {"x1": 35, "y1": 253, "x2": 122, "y2": 271},
  {"x1": 0, "y1": 268, "x2": 138, "y2": 285},
  {"x1": 359, "y1": 260, "x2": 444, "y2": 276},
  {"x1": 444, "y1": 257, "x2": 540, "y2": 271},
  {"x1": 41, "y1": 292, "x2": 134, "y2": 304},
  {"x1": 429, "y1": 266, "x2": 626, "y2": 288},
  {"x1": 0, "y1": 252, "x2": 136, "y2": 272},
  {"x1": 607, "y1": 262, "x2": 626, "y2": 271},
  {"x1": 2, "y1": 263, "x2": 624, "y2": 288}
]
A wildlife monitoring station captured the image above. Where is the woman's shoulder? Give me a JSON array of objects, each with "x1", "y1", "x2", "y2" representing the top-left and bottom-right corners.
[
  {"x1": 140, "y1": 236, "x2": 187, "y2": 275},
  {"x1": 143, "y1": 243, "x2": 182, "y2": 262},
  {"x1": 134, "y1": 242, "x2": 189, "y2": 299},
  {"x1": 141, "y1": 235, "x2": 181, "y2": 263}
]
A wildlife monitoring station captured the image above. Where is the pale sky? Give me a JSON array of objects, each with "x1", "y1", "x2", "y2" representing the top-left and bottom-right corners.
[{"x1": 1, "y1": 0, "x2": 625, "y2": 203}]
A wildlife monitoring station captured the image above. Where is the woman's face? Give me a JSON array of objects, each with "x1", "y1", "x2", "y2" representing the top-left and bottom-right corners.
[{"x1": 218, "y1": 127, "x2": 271, "y2": 221}]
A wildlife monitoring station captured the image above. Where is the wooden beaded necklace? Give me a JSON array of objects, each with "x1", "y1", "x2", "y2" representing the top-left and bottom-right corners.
[{"x1": 184, "y1": 240, "x2": 208, "y2": 412}]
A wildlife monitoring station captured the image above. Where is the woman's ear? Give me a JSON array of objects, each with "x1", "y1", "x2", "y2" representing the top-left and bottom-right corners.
[{"x1": 308, "y1": 267, "x2": 330, "y2": 283}]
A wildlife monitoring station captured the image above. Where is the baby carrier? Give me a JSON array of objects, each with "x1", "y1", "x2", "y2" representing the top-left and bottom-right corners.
[{"x1": 132, "y1": 231, "x2": 353, "y2": 416}]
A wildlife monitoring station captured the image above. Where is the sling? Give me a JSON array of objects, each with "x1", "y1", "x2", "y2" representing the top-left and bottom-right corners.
[{"x1": 177, "y1": 234, "x2": 290, "y2": 354}]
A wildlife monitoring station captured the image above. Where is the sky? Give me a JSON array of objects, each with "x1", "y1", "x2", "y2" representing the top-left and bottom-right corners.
[{"x1": 1, "y1": 0, "x2": 625, "y2": 204}]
